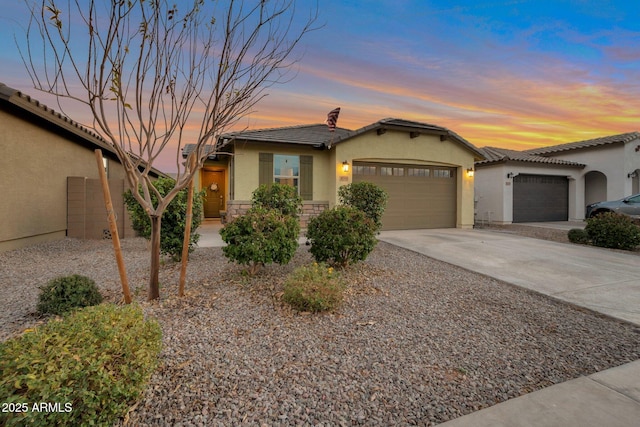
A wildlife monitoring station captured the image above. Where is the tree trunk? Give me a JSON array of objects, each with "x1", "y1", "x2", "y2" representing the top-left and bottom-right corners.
[{"x1": 148, "y1": 215, "x2": 162, "y2": 300}]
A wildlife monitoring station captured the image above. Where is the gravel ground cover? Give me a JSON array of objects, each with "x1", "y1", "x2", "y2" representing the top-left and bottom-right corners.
[{"x1": 1, "y1": 236, "x2": 640, "y2": 426}]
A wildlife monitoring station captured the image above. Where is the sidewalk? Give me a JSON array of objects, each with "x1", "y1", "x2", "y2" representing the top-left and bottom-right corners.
[
  {"x1": 195, "y1": 219, "x2": 225, "y2": 247},
  {"x1": 439, "y1": 360, "x2": 640, "y2": 427},
  {"x1": 378, "y1": 228, "x2": 640, "y2": 426}
]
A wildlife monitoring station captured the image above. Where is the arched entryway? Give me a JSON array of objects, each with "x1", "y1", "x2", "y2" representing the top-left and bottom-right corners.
[{"x1": 584, "y1": 171, "x2": 607, "y2": 205}]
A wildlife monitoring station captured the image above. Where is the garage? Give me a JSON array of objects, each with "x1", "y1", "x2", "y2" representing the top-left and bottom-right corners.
[
  {"x1": 353, "y1": 162, "x2": 457, "y2": 230},
  {"x1": 513, "y1": 174, "x2": 568, "y2": 222}
]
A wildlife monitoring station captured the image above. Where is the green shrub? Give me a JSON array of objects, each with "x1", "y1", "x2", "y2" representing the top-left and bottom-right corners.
[
  {"x1": 124, "y1": 177, "x2": 204, "y2": 261},
  {"x1": 567, "y1": 228, "x2": 590, "y2": 244},
  {"x1": 585, "y1": 212, "x2": 640, "y2": 250},
  {"x1": 0, "y1": 303, "x2": 161, "y2": 427},
  {"x1": 36, "y1": 274, "x2": 103, "y2": 316},
  {"x1": 338, "y1": 181, "x2": 388, "y2": 230},
  {"x1": 220, "y1": 207, "x2": 300, "y2": 275},
  {"x1": 306, "y1": 206, "x2": 378, "y2": 267},
  {"x1": 251, "y1": 183, "x2": 303, "y2": 218},
  {"x1": 283, "y1": 263, "x2": 345, "y2": 312}
]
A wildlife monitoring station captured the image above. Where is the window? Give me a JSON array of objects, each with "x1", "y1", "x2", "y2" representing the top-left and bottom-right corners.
[
  {"x1": 353, "y1": 165, "x2": 377, "y2": 175},
  {"x1": 408, "y1": 168, "x2": 429, "y2": 177},
  {"x1": 627, "y1": 194, "x2": 640, "y2": 204},
  {"x1": 259, "y1": 153, "x2": 313, "y2": 200},
  {"x1": 381, "y1": 167, "x2": 404, "y2": 176},
  {"x1": 274, "y1": 155, "x2": 299, "y2": 191},
  {"x1": 433, "y1": 169, "x2": 452, "y2": 178}
]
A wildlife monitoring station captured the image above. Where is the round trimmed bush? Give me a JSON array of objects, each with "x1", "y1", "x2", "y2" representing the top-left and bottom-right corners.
[
  {"x1": 251, "y1": 183, "x2": 303, "y2": 218},
  {"x1": 220, "y1": 207, "x2": 300, "y2": 275},
  {"x1": 306, "y1": 206, "x2": 377, "y2": 267},
  {"x1": 585, "y1": 212, "x2": 640, "y2": 250},
  {"x1": 0, "y1": 303, "x2": 161, "y2": 427},
  {"x1": 37, "y1": 275, "x2": 103, "y2": 315}
]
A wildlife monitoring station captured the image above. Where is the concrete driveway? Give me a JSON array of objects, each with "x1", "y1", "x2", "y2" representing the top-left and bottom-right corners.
[{"x1": 378, "y1": 228, "x2": 640, "y2": 326}]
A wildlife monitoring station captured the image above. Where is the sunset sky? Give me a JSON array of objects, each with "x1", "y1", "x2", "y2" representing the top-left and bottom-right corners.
[{"x1": 2, "y1": 1, "x2": 639, "y2": 172}]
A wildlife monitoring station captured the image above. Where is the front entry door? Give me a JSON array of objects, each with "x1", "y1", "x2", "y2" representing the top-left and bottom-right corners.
[{"x1": 202, "y1": 170, "x2": 225, "y2": 218}]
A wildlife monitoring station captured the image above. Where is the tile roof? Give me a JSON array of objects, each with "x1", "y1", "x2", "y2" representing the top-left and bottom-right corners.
[
  {"x1": 476, "y1": 146, "x2": 585, "y2": 167},
  {"x1": 181, "y1": 143, "x2": 223, "y2": 159},
  {"x1": 224, "y1": 123, "x2": 352, "y2": 147},
  {"x1": 183, "y1": 118, "x2": 485, "y2": 160},
  {"x1": 524, "y1": 132, "x2": 640, "y2": 155}
]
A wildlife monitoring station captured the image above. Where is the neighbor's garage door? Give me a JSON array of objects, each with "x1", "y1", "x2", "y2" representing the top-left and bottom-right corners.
[
  {"x1": 513, "y1": 174, "x2": 568, "y2": 222},
  {"x1": 353, "y1": 162, "x2": 457, "y2": 230}
]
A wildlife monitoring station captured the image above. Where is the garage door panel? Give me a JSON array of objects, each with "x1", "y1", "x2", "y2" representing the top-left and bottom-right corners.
[
  {"x1": 513, "y1": 175, "x2": 568, "y2": 222},
  {"x1": 353, "y1": 162, "x2": 456, "y2": 230}
]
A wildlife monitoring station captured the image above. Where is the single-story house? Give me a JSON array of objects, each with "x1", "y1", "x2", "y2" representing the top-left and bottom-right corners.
[
  {"x1": 474, "y1": 132, "x2": 640, "y2": 223},
  {"x1": 183, "y1": 118, "x2": 484, "y2": 230},
  {"x1": 0, "y1": 83, "x2": 163, "y2": 252}
]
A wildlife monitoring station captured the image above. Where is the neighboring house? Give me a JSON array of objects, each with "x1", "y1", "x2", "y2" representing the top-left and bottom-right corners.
[
  {"x1": 474, "y1": 132, "x2": 640, "y2": 223},
  {"x1": 0, "y1": 83, "x2": 163, "y2": 252},
  {"x1": 183, "y1": 118, "x2": 484, "y2": 230}
]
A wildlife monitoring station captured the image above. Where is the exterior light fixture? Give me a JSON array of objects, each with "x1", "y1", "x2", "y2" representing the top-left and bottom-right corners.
[
  {"x1": 628, "y1": 171, "x2": 638, "y2": 178},
  {"x1": 466, "y1": 168, "x2": 474, "y2": 177},
  {"x1": 342, "y1": 161, "x2": 350, "y2": 173},
  {"x1": 507, "y1": 172, "x2": 515, "y2": 178}
]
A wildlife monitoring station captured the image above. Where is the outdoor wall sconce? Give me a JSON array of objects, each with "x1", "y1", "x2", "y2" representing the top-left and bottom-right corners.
[
  {"x1": 506, "y1": 172, "x2": 515, "y2": 178},
  {"x1": 342, "y1": 161, "x2": 350, "y2": 173},
  {"x1": 628, "y1": 171, "x2": 638, "y2": 178},
  {"x1": 466, "y1": 168, "x2": 474, "y2": 178}
]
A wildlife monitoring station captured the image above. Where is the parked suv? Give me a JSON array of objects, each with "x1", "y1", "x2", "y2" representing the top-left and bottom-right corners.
[{"x1": 586, "y1": 193, "x2": 640, "y2": 218}]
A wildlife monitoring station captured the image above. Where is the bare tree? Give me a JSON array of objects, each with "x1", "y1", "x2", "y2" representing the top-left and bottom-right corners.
[{"x1": 21, "y1": 0, "x2": 318, "y2": 300}]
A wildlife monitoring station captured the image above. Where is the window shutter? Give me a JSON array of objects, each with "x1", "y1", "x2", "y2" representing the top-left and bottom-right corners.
[
  {"x1": 300, "y1": 155, "x2": 313, "y2": 200},
  {"x1": 259, "y1": 153, "x2": 273, "y2": 186}
]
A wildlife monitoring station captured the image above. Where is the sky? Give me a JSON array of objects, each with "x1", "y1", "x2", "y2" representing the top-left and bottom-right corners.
[{"x1": 1, "y1": 0, "x2": 639, "y2": 173}]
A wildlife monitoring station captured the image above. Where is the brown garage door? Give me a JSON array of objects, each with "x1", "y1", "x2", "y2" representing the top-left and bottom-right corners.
[
  {"x1": 352, "y1": 162, "x2": 457, "y2": 230},
  {"x1": 513, "y1": 174, "x2": 568, "y2": 222}
]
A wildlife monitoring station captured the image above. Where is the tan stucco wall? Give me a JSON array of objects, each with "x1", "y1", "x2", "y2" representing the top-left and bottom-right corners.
[
  {"x1": 0, "y1": 108, "x2": 128, "y2": 251},
  {"x1": 229, "y1": 130, "x2": 477, "y2": 228},
  {"x1": 232, "y1": 142, "x2": 331, "y2": 202},
  {"x1": 333, "y1": 130, "x2": 478, "y2": 228}
]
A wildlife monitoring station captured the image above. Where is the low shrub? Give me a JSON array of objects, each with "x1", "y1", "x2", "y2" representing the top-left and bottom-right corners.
[
  {"x1": 0, "y1": 303, "x2": 161, "y2": 427},
  {"x1": 567, "y1": 228, "x2": 590, "y2": 244},
  {"x1": 306, "y1": 206, "x2": 378, "y2": 267},
  {"x1": 124, "y1": 177, "x2": 204, "y2": 261},
  {"x1": 220, "y1": 207, "x2": 300, "y2": 275},
  {"x1": 251, "y1": 183, "x2": 303, "y2": 218},
  {"x1": 36, "y1": 274, "x2": 103, "y2": 316},
  {"x1": 585, "y1": 212, "x2": 640, "y2": 250},
  {"x1": 283, "y1": 263, "x2": 345, "y2": 312},
  {"x1": 338, "y1": 181, "x2": 388, "y2": 230}
]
